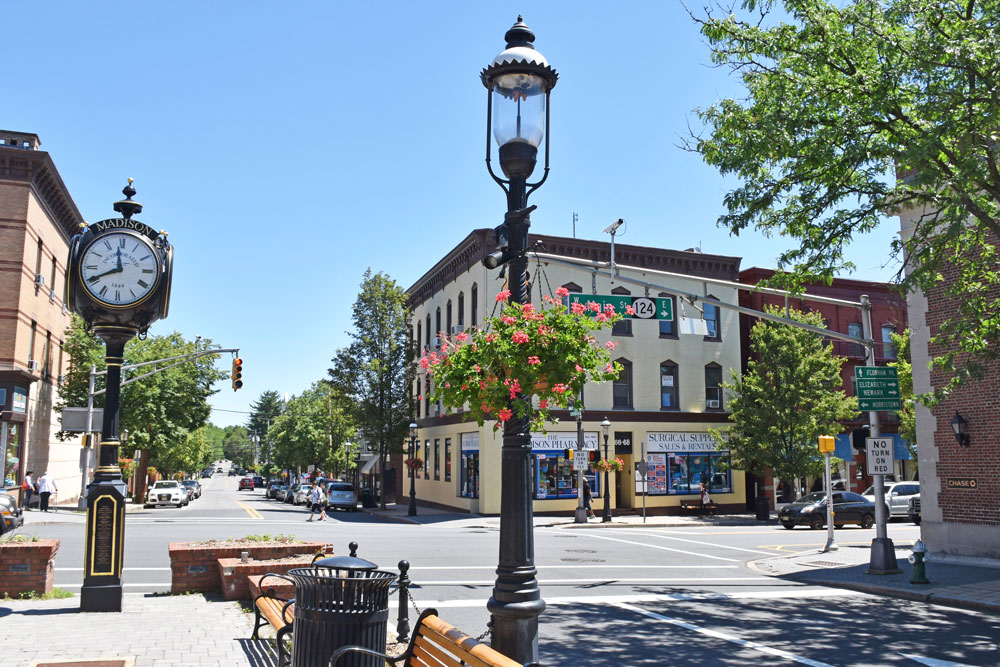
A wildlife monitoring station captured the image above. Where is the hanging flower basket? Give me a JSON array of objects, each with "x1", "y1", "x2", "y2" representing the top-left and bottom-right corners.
[
  {"x1": 593, "y1": 457, "x2": 625, "y2": 473},
  {"x1": 405, "y1": 457, "x2": 423, "y2": 471},
  {"x1": 423, "y1": 287, "x2": 623, "y2": 431}
]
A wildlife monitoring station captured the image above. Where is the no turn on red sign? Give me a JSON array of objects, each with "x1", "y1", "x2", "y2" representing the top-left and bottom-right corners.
[{"x1": 866, "y1": 437, "x2": 895, "y2": 475}]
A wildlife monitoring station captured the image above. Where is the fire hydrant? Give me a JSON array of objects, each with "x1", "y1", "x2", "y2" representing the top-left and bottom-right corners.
[{"x1": 909, "y1": 539, "x2": 930, "y2": 584}]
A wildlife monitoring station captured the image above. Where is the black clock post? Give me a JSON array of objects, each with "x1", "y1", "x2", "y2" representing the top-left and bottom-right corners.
[{"x1": 68, "y1": 181, "x2": 173, "y2": 612}]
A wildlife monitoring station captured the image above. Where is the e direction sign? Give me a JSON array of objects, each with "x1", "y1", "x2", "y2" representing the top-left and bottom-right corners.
[{"x1": 866, "y1": 437, "x2": 895, "y2": 476}]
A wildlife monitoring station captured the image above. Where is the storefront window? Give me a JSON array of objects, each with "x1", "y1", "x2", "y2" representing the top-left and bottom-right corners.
[
  {"x1": 434, "y1": 439, "x2": 440, "y2": 480},
  {"x1": 444, "y1": 439, "x2": 452, "y2": 482},
  {"x1": 460, "y1": 451, "x2": 479, "y2": 498},
  {"x1": 532, "y1": 453, "x2": 600, "y2": 499},
  {"x1": 2, "y1": 422, "x2": 22, "y2": 488},
  {"x1": 664, "y1": 451, "x2": 730, "y2": 495},
  {"x1": 423, "y1": 440, "x2": 430, "y2": 478}
]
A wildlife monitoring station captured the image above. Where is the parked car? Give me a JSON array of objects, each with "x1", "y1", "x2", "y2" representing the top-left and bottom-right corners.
[
  {"x1": 326, "y1": 482, "x2": 358, "y2": 512},
  {"x1": 285, "y1": 484, "x2": 299, "y2": 503},
  {"x1": 274, "y1": 484, "x2": 290, "y2": 502},
  {"x1": 181, "y1": 480, "x2": 202, "y2": 499},
  {"x1": 145, "y1": 480, "x2": 188, "y2": 508},
  {"x1": 779, "y1": 491, "x2": 876, "y2": 529},
  {"x1": 862, "y1": 481, "x2": 920, "y2": 518},
  {"x1": 238, "y1": 477, "x2": 255, "y2": 491},
  {"x1": 228, "y1": 469, "x2": 238, "y2": 477},
  {"x1": 909, "y1": 495, "x2": 921, "y2": 525},
  {"x1": 216, "y1": 467, "x2": 223, "y2": 473},
  {"x1": 0, "y1": 492, "x2": 24, "y2": 534},
  {"x1": 266, "y1": 481, "x2": 282, "y2": 499},
  {"x1": 201, "y1": 470, "x2": 212, "y2": 479},
  {"x1": 252, "y1": 475, "x2": 264, "y2": 489},
  {"x1": 293, "y1": 484, "x2": 313, "y2": 506}
]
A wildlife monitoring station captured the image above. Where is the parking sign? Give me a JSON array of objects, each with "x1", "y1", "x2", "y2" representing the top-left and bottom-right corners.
[{"x1": 865, "y1": 437, "x2": 895, "y2": 475}]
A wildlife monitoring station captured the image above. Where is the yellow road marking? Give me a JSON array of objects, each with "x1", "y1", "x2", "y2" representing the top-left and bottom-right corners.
[
  {"x1": 757, "y1": 540, "x2": 914, "y2": 554},
  {"x1": 236, "y1": 501, "x2": 263, "y2": 519}
]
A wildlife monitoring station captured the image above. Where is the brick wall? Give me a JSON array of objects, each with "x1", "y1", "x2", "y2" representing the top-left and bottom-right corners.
[
  {"x1": 168, "y1": 541, "x2": 330, "y2": 594},
  {"x1": 0, "y1": 538, "x2": 58, "y2": 596}
]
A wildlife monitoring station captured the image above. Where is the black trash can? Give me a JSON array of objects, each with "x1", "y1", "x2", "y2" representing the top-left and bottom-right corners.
[{"x1": 283, "y1": 566, "x2": 396, "y2": 667}]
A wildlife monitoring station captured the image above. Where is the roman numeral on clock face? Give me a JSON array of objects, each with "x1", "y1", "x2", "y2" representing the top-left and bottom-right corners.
[
  {"x1": 87, "y1": 275, "x2": 99, "y2": 284},
  {"x1": 103, "y1": 240, "x2": 112, "y2": 250},
  {"x1": 99, "y1": 286, "x2": 108, "y2": 297},
  {"x1": 137, "y1": 280, "x2": 149, "y2": 289}
]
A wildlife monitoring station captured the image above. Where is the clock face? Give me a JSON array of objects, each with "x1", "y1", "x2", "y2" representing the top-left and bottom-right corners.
[{"x1": 79, "y1": 232, "x2": 160, "y2": 307}]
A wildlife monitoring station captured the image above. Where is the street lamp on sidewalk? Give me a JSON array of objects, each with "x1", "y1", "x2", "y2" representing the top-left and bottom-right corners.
[
  {"x1": 481, "y1": 16, "x2": 558, "y2": 665},
  {"x1": 408, "y1": 422, "x2": 418, "y2": 517},
  {"x1": 601, "y1": 417, "x2": 612, "y2": 523}
]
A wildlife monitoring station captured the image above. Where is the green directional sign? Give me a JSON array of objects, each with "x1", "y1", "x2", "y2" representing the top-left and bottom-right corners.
[
  {"x1": 568, "y1": 294, "x2": 673, "y2": 320},
  {"x1": 855, "y1": 366, "x2": 902, "y2": 411}
]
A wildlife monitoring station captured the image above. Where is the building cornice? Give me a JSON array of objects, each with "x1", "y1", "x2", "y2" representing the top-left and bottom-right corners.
[{"x1": 0, "y1": 144, "x2": 85, "y2": 241}]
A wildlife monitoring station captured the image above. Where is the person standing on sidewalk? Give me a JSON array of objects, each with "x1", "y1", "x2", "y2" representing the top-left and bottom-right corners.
[
  {"x1": 37, "y1": 471, "x2": 57, "y2": 512},
  {"x1": 307, "y1": 481, "x2": 327, "y2": 522},
  {"x1": 583, "y1": 479, "x2": 596, "y2": 520},
  {"x1": 22, "y1": 470, "x2": 35, "y2": 510}
]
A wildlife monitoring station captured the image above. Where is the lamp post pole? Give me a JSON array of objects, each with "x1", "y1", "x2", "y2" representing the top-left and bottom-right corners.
[
  {"x1": 408, "y1": 422, "x2": 418, "y2": 517},
  {"x1": 481, "y1": 17, "x2": 557, "y2": 664},
  {"x1": 601, "y1": 417, "x2": 612, "y2": 523}
]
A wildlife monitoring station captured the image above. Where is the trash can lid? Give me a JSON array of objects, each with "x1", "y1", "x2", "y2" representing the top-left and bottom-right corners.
[{"x1": 312, "y1": 554, "x2": 378, "y2": 571}]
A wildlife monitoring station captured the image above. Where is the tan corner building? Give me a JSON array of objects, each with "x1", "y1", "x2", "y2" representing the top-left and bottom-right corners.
[
  {"x1": 405, "y1": 230, "x2": 744, "y2": 516},
  {"x1": 0, "y1": 130, "x2": 83, "y2": 506}
]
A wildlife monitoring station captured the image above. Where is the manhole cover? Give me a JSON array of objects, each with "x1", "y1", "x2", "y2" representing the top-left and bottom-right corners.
[
  {"x1": 806, "y1": 561, "x2": 848, "y2": 568},
  {"x1": 565, "y1": 548, "x2": 597, "y2": 553},
  {"x1": 560, "y1": 557, "x2": 605, "y2": 563}
]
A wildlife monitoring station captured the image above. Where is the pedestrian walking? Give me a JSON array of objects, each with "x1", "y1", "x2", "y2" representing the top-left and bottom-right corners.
[
  {"x1": 582, "y1": 478, "x2": 596, "y2": 519},
  {"x1": 21, "y1": 470, "x2": 35, "y2": 510},
  {"x1": 699, "y1": 481, "x2": 711, "y2": 515},
  {"x1": 307, "y1": 481, "x2": 327, "y2": 522},
  {"x1": 38, "y1": 471, "x2": 57, "y2": 512}
]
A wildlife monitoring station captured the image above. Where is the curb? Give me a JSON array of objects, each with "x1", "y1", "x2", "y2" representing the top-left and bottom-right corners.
[{"x1": 358, "y1": 508, "x2": 422, "y2": 525}]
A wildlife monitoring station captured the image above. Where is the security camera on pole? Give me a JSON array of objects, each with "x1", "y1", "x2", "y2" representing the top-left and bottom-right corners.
[{"x1": 67, "y1": 180, "x2": 173, "y2": 612}]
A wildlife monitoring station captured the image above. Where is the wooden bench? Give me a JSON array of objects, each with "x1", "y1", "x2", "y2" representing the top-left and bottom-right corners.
[
  {"x1": 251, "y1": 574, "x2": 296, "y2": 667},
  {"x1": 680, "y1": 500, "x2": 718, "y2": 515},
  {"x1": 330, "y1": 608, "x2": 526, "y2": 667}
]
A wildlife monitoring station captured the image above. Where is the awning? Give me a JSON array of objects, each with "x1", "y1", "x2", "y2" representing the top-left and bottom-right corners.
[
  {"x1": 834, "y1": 433, "x2": 911, "y2": 461},
  {"x1": 359, "y1": 456, "x2": 380, "y2": 475}
]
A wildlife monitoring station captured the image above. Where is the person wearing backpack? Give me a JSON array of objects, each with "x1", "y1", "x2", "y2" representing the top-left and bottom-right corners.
[
  {"x1": 22, "y1": 470, "x2": 35, "y2": 510},
  {"x1": 307, "y1": 481, "x2": 328, "y2": 522}
]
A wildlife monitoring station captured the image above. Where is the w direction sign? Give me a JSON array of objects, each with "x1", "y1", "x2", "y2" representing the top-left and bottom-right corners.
[{"x1": 855, "y1": 366, "x2": 902, "y2": 411}]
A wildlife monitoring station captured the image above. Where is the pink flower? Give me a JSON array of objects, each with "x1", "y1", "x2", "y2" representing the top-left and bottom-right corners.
[
  {"x1": 445, "y1": 382, "x2": 451, "y2": 388},
  {"x1": 473, "y1": 364, "x2": 480, "y2": 372},
  {"x1": 625, "y1": 305, "x2": 635, "y2": 316},
  {"x1": 456, "y1": 332, "x2": 468, "y2": 342},
  {"x1": 501, "y1": 315, "x2": 517, "y2": 325},
  {"x1": 498, "y1": 408, "x2": 513, "y2": 422},
  {"x1": 575, "y1": 364, "x2": 583, "y2": 372},
  {"x1": 512, "y1": 331, "x2": 530, "y2": 344},
  {"x1": 555, "y1": 286, "x2": 570, "y2": 298},
  {"x1": 552, "y1": 383, "x2": 568, "y2": 394},
  {"x1": 420, "y1": 357, "x2": 430, "y2": 369},
  {"x1": 596, "y1": 313, "x2": 608, "y2": 323},
  {"x1": 461, "y1": 384, "x2": 468, "y2": 390},
  {"x1": 496, "y1": 290, "x2": 511, "y2": 302},
  {"x1": 481, "y1": 403, "x2": 491, "y2": 414},
  {"x1": 605, "y1": 363, "x2": 614, "y2": 372},
  {"x1": 606, "y1": 341, "x2": 617, "y2": 349},
  {"x1": 486, "y1": 333, "x2": 498, "y2": 343},
  {"x1": 588, "y1": 302, "x2": 601, "y2": 313},
  {"x1": 418, "y1": 394, "x2": 423, "y2": 400},
  {"x1": 522, "y1": 303, "x2": 535, "y2": 314},
  {"x1": 537, "y1": 325, "x2": 549, "y2": 336},
  {"x1": 528, "y1": 356, "x2": 541, "y2": 365},
  {"x1": 604, "y1": 304, "x2": 616, "y2": 314},
  {"x1": 480, "y1": 381, "x2": 488, "y2": 390},
  {"x1": 539, "y1": 399, "x2": 549, "y2": 409},
  {"x1": 571, "y1": 302, "x2": 586, "y2": 315},
  {"x1": 508, "y1": 379, "x2": 521, "y2": 399}
]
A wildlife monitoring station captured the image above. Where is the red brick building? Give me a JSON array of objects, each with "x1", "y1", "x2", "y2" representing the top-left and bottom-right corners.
[{"x1": 738, "y1": 268, "x2": 910, "y2": 510}]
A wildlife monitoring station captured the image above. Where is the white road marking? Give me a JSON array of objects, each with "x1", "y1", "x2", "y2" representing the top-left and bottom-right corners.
[
  {"x1": 900, "y1": 654, "x2": 975, "y2": 666},
  {"x1": 412, "y1": 577, "x2": 769, "y2": 586},
  {"x1": 408, "y1": 564, "x2": 739, "y2": 570},
  {"x1": 626, "y1": 529, "x2": 778, "y2": 556},
  {"x1": 574, "y1": 532, "x2": 741, "y2": 562},
  {"x1": 614, "y1": 601, "x2": 837, "y2": 667}
]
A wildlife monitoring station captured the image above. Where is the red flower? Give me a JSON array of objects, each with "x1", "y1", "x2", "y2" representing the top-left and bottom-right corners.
[
  {"x1": 539, "y1": 399, "x2": 549, "y2": 409},
  {"x1": 501, "y1": 315, "x2": 517, "y2": 325},
  {"x1": 498, "y1": 408, "x2": 513, "y2": 422},
  {"x1": 528, "y1": 356, "x2": 541, "y2": 365},
  {"x1": 496, "y1": 289, "x2": 511, "y2": 302},
  {"x1": 456, "y1": 332, "x2": 469, "y2": 342},
  {"x1": 552, "y1": 383, "x2": 568, "y2": 394},
  {"x1": 625, "y1": 305, "x2": 635, "y2": 316},
  {"x1": 571, "y1": 302, "x2": 586, "y2": 315},
  {"x1": 512, "y1": 331, "x2": 530, "y2": 344},
  {"x1": 606, "y1": 341, "x2": 617, "y2": 349},
  {"x1": 555, "y1": 286, "x2": 570, "y2": 298}
]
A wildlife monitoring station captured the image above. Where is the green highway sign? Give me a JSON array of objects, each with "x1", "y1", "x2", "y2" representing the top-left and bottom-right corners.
[
  {"x1": 855, "y1": 366, "x2": 902, "y2": 411},
  {"x1": 568, "y1": 294, "x2": 673, "y2": 320}
]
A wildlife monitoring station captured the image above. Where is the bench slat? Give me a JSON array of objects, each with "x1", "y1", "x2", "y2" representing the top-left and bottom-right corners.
[
  {"x1": 411, "y1": 642, "x2": 454, "y2": 667},
  {"x1": 419, "y1": 616, "x2": 520, "y2": 667}
]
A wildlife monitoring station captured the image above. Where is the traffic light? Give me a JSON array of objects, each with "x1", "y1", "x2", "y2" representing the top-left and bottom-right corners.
[
  {"x1": 563, "y1": 449, "x2": 574, "y2": 460},
  {"x1": 231, "y1": 357, "x2": 243, "y2": 391},
  {"x1": 851, "y1": 427, "x2": 869, "y2": 450}
]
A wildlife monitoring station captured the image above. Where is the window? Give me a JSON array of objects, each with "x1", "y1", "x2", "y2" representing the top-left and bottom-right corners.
[
  {"x1": 49, "y1": 256, "x2": 57, "y2": 298},
  {"x1": 424, "y1": 382, "x2": 430, "y2": 416},
  {"x1": 471, "y1": 284, "x2": 478, "y2": 328},
  {"x1": 416, "y1": 321, "x2": 422, "y2": 353},
  {"x1": 424, "y1": 440, "x2": 430, "y2": 477},
  {"x1": 704, "y1": 298, "x2": 721, "y2": 340},
  {"x1": 848, "y1": 322, "x2": 864, "y2": 357},
  {"x1": 705, "y1": 363, "x2": 723, "y2": 410},
  {"x1": 664, "y1": 452, "x2": 732, "y2": 495},
  {"x1": 658, "y1": 293, "x2": 676, "y2": 338},
  {"x1": 461, "y1": 450, "x2": 479, "y2": 498},
  {"x1": 34, "y1": 239, "x2": 42, "y2": 294},
  {"x1": 561, "y1": 282, "x2": 582, "y2": 305},
  {"x1": 416, "y1": 378, "x2": 422, "y2": 418},
  {"x1": 434, "y1": 439, "x2": 440, "y2": 480},
  {"x1": 613, "y1": 358, "x2": 632, "y2": 409},
  {"x1": 882, "y1": 325, "x2": 897, "y2": 359},
  {"x1": 660, "y1": 361, "x2": 678, "y2": 410},
  {"x1": 425, "y1": 314, "x2": 431, "y2": 349},
  {"x1": 444, "y1": 438, "x2": 452, "y2": 482},
  {"x1": 435, "y1": 308, "x2": 441, "y2": 346},
  {"x1": 43, "y1": 332, "x2": 52, "y2": 380},
  {"x1": 446, "y1": 300, "x2": 453, "y2": 336},
  {"x1": 458, "y1": 292, "x2": 465, "y2": 327},
  {"x1": 611, "y1": 287, "x2": 632, "y2": 336},
  {"x1": 57, "y1": 342, "x2": 64, "y2": 381},
  {"x1": 28, "y1": 322, "x2": 36, "y2": 363}
]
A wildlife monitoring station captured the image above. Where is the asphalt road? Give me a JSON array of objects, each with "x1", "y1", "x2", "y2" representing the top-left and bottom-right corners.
[{"x1": 20, "y1": 472, "x2": 1000, "y2": 666}]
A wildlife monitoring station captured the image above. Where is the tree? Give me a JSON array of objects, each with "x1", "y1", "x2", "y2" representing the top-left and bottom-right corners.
[
  {"x1": 247, "y1": 390, "x2": 284, "y2": 463},
  {"x1": 712, "y1": 307, "x2": 859, "y2": 498},
  {"x1": 269, "y1": 382, "x2": 355, "y2": 475},
  {"x1": 328, "y1": 269, "x2": 414, "y2": 509},
  {"x1": 58, "y1": 315, "x2": 226, "y2": 471},
  {"x1": 889, "y1": 328, "x2": 917, "y2": 458},
  {"x1": 222, "y1": 426, "x2": 252, "y2": 467},
  {"x1": 689, "y1": 0, "x2": 1000, "y2": 387}
]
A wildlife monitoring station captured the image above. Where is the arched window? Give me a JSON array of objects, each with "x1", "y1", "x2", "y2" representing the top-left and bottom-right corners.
[
  {"x1": 882, "y1": 325, "x2": 897, "y2": 359},
  {"x1": 425, "y1": 313, "x2": 431, "y2": 349},
  {"x1": 611, "y1": 286, "x2": 632, "y2": 336},
  {"x1": 660, "y1": 361, "x2": 678, "y2": 410},
  {"x1": 416, "y1": 321, "x2": 422, "y2": 353},
  {"x1": 471, "y1": 284, "x2": 478, "y2": 328},
  {"x1": 705, "y1": 363, "x2": 723, "y2": 410},
  {"x1": 613, "y1": 358, "x2": 633, "y2": 409},
  {"x1": 416, "y1": 378, "x2": 422, "y2": 418},
  {"x1": 435, "y1": 308, "x2": 442, "y2": 347},
  {"x1": 658, "y1": 292, "x2": 677, "y2": 338},
  {"x1": 446, "y1": 300, "x2": 453, "y2": 336}
]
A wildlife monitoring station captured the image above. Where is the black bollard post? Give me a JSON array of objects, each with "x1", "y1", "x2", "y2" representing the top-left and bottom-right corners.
[
  {"x1": 396, "y1": 560, "x2": 411, "y2": 644},
  {"x1": 349, "y1": 541, "x2": 359, "y2": 558}
]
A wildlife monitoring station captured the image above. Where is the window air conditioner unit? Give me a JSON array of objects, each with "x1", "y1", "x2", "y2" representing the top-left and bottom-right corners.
[
  {"x1": 706, "y1": 399, "x2": 720, "y2": 409},
  {"x1": 27, "y1": 360, "x2": 40, "y2": 371},
  {"x1": 49, "y1": 288, "x2": 56, "y2": 302},
  {"x1": 455, "y1": 325, "x2": 464, "y2": 333},
  {"x1": 57, "y1": 374, "x2": 65, "y2": 383},
  {"x1": 34, "y1": 273, "x2": 45, "y2": 287}
]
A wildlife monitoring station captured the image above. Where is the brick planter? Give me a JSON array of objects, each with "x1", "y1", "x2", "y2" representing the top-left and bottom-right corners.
[
  {"x1": 218, "y1": 554, "x2": 318, "y2": 600},
  {"x1": 168, "y1": 541, "x2": 330, "y2": 594},
  {"x1": 0, "y1": 538, "x2": 59, "y2": 597}
]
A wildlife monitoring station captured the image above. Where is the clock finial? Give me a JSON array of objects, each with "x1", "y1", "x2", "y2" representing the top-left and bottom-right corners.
[{"x1": 113, "y1": 179, "x2": 142, "y2": 220}]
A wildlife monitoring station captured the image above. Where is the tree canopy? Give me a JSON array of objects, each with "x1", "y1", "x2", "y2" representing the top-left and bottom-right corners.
[
  {"x1": 247, "y1": 390, "x2": 284, "y2": 462},
  {"x1": 58, "y1": 315, "x2": 226, "y2": 473},
  {"x1": 690, "y1": 0, "x2": 1000, "y2": 385},
  {"x1": 712, "y1": 306, "x2": 859, "y2": 485},
  {"x1": 268, "y1": 382, "x2": 355, "y2": 475}
]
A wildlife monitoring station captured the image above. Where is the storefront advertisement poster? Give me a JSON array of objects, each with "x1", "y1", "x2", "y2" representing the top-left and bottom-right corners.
[{"x1": 12, "y1": 387, "x2": 27, "y2": 413}]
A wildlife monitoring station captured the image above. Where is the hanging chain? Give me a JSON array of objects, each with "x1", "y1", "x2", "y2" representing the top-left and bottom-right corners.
[
  {"x1": 406, "y1": 584, "x2": 422, "y2": 619},
  {"x1": 536, "y1": 253, "x2": 554, "y2": 300},
  {"x1": 474, "y1": 623, "x2": 492, "y2": 643}
]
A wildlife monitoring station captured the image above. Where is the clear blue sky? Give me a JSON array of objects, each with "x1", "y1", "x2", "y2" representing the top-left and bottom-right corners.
[{"x1": 6, "y1": 2, "x2": 901, "y2": 427}]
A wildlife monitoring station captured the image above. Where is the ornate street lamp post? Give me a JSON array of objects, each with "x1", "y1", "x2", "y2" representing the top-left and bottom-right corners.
[
  {"x1": 481, "y1": 16, "x2": 557, "y2": 664},
  {"x1": 408, "y1": 422, "x2": 418, "y2": 516},
  {"x1": 601, "y1": 417, "x2": 612, "y2": 523}
]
